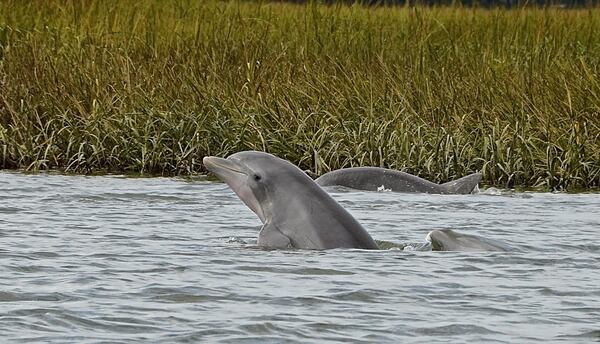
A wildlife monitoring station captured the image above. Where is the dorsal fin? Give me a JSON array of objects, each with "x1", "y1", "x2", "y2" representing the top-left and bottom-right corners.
[{"x1": 440, "y1": 173, "x2": 482, "y2": 194}]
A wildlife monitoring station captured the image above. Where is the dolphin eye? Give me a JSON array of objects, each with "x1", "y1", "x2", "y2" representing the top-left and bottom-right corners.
[{"x1": 253, "y1": 174, "x2": 262, "y2": 181}]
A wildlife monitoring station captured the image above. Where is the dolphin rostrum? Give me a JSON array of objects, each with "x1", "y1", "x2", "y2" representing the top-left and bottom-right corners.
[{"x1": 203, "y1": 151, "x2": 379, "y2": 250}]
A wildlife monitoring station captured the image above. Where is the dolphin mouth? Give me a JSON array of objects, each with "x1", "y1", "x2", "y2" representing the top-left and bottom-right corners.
[
  {"x1": 203, "y1": 155, "x2": 267, "y2": 223},
  {"x1": 203, "y1": 156, "x2": 246, "y2": 176}
]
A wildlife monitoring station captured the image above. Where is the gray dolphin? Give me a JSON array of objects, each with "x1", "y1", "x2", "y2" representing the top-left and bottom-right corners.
[
  {"x1": 315, "y1": 167, "x2": 482, "y2": 194},
  {"x1": 426, "y1": 229, "x2": 512, "y2": 252},
  {"x1": 203, "y1": 151, "x2": 379, "y2": 250}
]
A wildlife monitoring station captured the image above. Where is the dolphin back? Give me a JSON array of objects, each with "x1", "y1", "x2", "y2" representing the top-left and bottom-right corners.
[
  {"x1": 316, "y1": 167, "x2": 440, "y2": 193},
  {"x1": 316, "y1": 167, "x2": 481, "y2": 194}
]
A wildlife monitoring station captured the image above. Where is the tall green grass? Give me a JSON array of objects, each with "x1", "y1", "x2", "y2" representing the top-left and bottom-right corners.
[{"x1": 0, "y1": 1, "x2": 599, "y2": 190}]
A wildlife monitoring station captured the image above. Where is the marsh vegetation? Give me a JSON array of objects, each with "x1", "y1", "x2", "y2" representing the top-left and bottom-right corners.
[{"x1": 0, "y1": 1, "x2": 599, "y2": 190}]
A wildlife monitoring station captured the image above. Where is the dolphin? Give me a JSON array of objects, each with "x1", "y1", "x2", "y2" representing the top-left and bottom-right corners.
[
  {"x1": 426, "y1": 229, "x2": 512, "y2": 252},
  {"x1": 315, "y1": 167, "x2": 482, "y2": 194},
  {"x1": 203, "y1": 151, "x2": 379, "y2": 250}
]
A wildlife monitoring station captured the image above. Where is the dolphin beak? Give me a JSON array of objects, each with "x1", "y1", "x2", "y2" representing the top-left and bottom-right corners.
[
  {"x1": 203, "y1": 156, "x2": 246, "y2": 176},
  {"x1": 426, "y1": 230, "x2": 444, "y2": 251},
  {"x1": 203, "y1": 156, "x2": 267, "y2": 223}
]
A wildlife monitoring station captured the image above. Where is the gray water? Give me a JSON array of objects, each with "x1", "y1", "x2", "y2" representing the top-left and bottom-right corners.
[{"x1": 1, "y1": 172, "x2": 599, "y2": 343}]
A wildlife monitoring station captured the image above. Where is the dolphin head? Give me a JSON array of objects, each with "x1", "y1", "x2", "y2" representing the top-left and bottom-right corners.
[
  {"x1": 426, "y1": 229, "x2": 454, "y2": 251},
  {"x1": 203, "y1": 151, "x2": 310, "y2": 224},
  {"x1": 203, "y1": 151, "x2": 379, "y2": 250},
  {"x1": 426, "y1": 229, "x2": 511, "y2": 252}
]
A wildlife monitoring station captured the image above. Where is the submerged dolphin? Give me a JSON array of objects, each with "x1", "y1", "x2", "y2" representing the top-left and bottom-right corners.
[
  {"x1": 426, "y1": 229, "x2": 512, "y2": 252},
  {"x1": 316, "y1": 167, "x2": 482, "y2": 194},
  {"x1": 203, "y1": 151, "x2": 379, "y2": 250}
]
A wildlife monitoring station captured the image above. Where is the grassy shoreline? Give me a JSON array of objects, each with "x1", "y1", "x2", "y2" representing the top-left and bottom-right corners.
[{"x1": 1, "y1": 1, "x2": 599, "y2": 190}]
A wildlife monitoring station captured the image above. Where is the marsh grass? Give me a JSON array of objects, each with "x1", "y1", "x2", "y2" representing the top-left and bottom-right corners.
[{"x1": 0, "y1": 1, "x2": 599, "y2": 190}]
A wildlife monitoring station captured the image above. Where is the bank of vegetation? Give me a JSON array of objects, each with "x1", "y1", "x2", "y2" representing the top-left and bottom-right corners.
[{"x1": 0, "y1": 1, "x2": 599, "y2": 190}]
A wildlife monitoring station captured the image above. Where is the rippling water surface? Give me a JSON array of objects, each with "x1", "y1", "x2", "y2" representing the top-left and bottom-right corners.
[{"x1": 1, "y1": 172, "x2": 599, "y2": 343}]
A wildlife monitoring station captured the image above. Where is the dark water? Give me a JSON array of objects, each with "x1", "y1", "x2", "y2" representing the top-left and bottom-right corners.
[{"x1": 1, "y1": 172, "x2": 599, "y2": 343}]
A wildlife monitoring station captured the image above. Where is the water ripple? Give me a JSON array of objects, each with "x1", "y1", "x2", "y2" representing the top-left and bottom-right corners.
[{"x1": 1, "y1": 172, "x2": 599, "y2": 343}]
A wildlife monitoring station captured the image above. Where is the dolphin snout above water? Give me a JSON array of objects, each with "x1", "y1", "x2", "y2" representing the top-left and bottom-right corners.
[
  {"x1": 203, "y1": 156, "x2": 267, "y2": 222},
  {"x1": 203, "y1": 151, "x2": 379, "y2": 250}
]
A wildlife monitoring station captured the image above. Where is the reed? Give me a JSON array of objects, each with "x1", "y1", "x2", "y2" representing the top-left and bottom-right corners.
[{"x1": 1, "y1": 1, "x2": 599, "y2": 190}]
